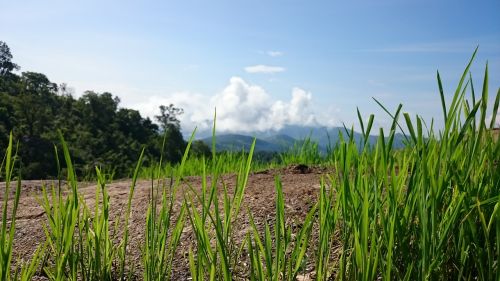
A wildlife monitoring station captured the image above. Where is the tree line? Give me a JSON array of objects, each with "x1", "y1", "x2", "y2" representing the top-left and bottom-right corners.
[{"x1": 0, "y1": 41, "x2": 209, "y2": 179}]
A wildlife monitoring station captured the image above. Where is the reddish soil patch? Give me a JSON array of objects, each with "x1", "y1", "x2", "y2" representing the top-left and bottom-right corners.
[{"x1": 2, "y1": 165, "x2": 333, "y2": 280}]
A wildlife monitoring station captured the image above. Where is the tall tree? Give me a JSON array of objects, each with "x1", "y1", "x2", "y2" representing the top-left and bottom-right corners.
[
  {"x1": 155, "y1": 104, "x2": 183, "y2": 131},
  {"x1": 0, "y1": 41, "x2": 19, "y2": 76},
  {"x1": 155, "y1": 104, "x2": 186, "y2": 163}
]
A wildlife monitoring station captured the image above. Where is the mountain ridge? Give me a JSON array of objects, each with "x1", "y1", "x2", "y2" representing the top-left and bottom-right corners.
[{"x1": 195, "y1": 125, "x2": 406, "y2": 152}]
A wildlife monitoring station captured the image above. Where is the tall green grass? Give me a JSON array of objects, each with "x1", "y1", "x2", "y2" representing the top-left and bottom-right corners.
[
  {"x1": 78, "y1": 167, "x2": 115, "y2": 280},
  {"x1": 140, "y1": 149, "x2": 279, "y2": 179},
  {"x1": 247, "y1": 176, "x2": 317, "y2": 281},
  {"x1": 279, "y1": 137, "x2": 322, "y2": 166},
  {"x1": 39, "y1": 135, "x2": 80, "y2": 280},
  {"x1": 185, "y1": 119, "x2": 256, "y2": 281},
  {"x1": 323, "y1": 48, "x2": 500, "y2": 280},
  {"x1": 0, "y1": 134, "x2": 21, "y2": 280},
  {"x1": 142, "y1": 131, "x2": 196, "y2": 280},
  {"x1": 0, "y1": 134, "x2": 43, "y2": 281},
  {"x1": 37, "y1": 134, "x2": 145, "y2": 280}
]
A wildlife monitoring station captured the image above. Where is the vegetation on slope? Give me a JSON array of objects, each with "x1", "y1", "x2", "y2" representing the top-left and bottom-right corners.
[{"x1": 0, "y1": 41, "x2": 207, "y2": 179}]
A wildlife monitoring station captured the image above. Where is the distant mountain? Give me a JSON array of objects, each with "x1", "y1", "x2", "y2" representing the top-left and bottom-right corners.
[
  {"x1": 201, "y1": 134, "x2": 286, "y2": 152},
  {"x1": 261, "y1": 134, "x2": 297, "y2": 148},
  {"x1": 197, "y1": 125, "x2": 407, "y2": 153}
]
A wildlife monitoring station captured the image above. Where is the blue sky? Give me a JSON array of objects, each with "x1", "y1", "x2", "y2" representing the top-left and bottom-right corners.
[{"x1": 1, "y1": 0, "x2": 499, "y2": 133}]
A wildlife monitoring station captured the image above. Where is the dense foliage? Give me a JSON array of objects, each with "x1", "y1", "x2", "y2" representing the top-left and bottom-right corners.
[{"x1": 0, "y1": 41, "x2": 197, "y2": 179}]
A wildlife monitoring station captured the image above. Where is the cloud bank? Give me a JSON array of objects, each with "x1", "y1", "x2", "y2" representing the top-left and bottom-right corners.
[
  {"x1": 135, "y1": 77, "x2": 329, "y2": 135},
  {"x1": 244, "y1": 65, "x2": 285, "y2": 74}
]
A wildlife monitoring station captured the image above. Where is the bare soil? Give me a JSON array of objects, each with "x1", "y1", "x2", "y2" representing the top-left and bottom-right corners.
[{"x1": 1, "y1": 165, "x2": 336, "y2": 280}]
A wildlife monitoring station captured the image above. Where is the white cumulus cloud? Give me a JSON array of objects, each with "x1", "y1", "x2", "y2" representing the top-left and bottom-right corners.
[
  {"x1": 135, "y1": 77, "x2": 331, "y2": 135},
  {"x1": 244, "y1": 65, "x2": 285, "y2": 74}
]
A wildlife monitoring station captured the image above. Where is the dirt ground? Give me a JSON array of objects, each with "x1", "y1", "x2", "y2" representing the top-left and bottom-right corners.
[{"x1": 1, "y1": 165, "x2": 336, "y2": 280}]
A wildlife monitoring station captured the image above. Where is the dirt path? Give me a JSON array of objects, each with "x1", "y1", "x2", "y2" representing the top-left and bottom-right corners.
[{"x1": 2, "y1": 165, "x2": 329, "y2": 280}]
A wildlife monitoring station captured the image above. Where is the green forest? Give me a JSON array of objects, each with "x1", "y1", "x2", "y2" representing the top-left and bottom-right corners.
[{"x1": 0, "y1": 41, "x2": 209, "y2": 179}]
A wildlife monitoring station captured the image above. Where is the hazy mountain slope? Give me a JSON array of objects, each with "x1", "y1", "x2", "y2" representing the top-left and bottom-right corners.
[
  {"x1": 198, "y1": 125, "x2": 407, "y2": 152},
  {"x1": 201, "y1": 134, "x2": 285, "y2": 152}
]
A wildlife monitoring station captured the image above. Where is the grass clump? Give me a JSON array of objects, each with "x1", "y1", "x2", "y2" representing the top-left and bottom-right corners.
[{"x1": 247, "y1": 176, "x2": 317, "y2": 281}]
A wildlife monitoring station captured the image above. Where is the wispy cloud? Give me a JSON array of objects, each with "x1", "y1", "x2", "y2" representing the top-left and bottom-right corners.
[
  {"x1": 244, "y1": 65, "x2": 285, "y2": 74},
  {"x1": 267, "y1": 50, "x2": 284, "y2": 57}
]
